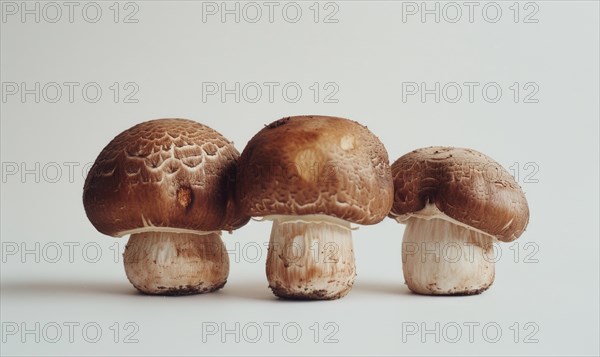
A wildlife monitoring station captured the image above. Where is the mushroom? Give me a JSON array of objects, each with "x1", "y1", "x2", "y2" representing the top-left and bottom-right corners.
[
  {"x1": 237, "y1": 116, "x2": 393, "y2": 300},
  {"x1": 83, "y1": 119, "x2": 249, "y2": 295},
  {"x1": 389, "y1": 146, "x2": 530, "y2": 295}
]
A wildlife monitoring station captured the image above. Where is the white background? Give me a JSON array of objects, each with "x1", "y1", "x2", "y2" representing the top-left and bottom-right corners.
[{"x1": 1, "y1": 1, "x2": 598, "y2": 356}]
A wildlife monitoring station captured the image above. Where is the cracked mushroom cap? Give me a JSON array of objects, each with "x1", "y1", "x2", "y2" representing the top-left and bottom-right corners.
[
  {"x1": 83, "y1": 118, "x2": 249, "y2": 237},
  {"x1": 237, "y1": 115, "x2": 393, "y2": 225},
  {"x1": 389, "y1": 146, "x2": 529, "y2": 242}
]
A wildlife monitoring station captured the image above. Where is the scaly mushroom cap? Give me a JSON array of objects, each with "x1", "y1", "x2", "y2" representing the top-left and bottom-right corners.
[
  {"x1": 237, "y1": 115, "x2": 393, "y2": 225},
  {"x1": 389, "y1": 146, "x2": 529, "y2": 242},
  {"x1": 83, "y1": 118, "x2": 249, "y2": 237}
]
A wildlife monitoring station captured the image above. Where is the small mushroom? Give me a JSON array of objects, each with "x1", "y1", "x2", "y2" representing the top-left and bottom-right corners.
[
  {"x1": 389, "y1": 146, "x2": 530, "y2": 295},
  {"x1": 83, "y1": 119, "x2": 249, "y2": 295},
  {"x1": 237, "y1": 116, "x2": 393, "y2": 300}
]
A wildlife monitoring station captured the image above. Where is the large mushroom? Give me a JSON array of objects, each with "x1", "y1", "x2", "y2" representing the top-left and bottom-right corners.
[
  {"x1": 83, "y1": 118, "x2": 248, "y2": 295},
  {"x1": 389, "y1": 146, "x2": 529, "y2": 295},
  {"x1": 237, "y1": 116, "x2": 393, "y2": 300}
]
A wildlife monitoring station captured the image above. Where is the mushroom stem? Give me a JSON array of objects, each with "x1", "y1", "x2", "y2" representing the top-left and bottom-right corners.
[
  {"x1": 266, "y1": 215, "x2": 356, "y2": 300},
  {"x1": 124, "y1": 231, "x2": 229, "y2": 295},
  {"x1": 402, "y1": 217, "x2": 495, "y2": 295}
]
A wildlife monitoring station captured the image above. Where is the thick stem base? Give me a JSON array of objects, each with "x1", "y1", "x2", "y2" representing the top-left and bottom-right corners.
[
  {"x1": 402, "y1": 218, "x2": 495, "y2": 295},
  {"x1": 124, "y1": 232, "x2": 229, "y2": 295},
  {"x1": 266, "y1": 216, "x2": 356, "y2": 300}
]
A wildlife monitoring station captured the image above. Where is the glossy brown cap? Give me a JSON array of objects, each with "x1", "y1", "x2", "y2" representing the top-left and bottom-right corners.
[
  {"x1": 389, "y1": 146, "x2": 529, "y2": 242},
  {"x1": 83, "y1": 119, "x2": 249, "y2": 237},
  {"x1": 237, "y1": 116, "x2": 393, "y2": 225}
]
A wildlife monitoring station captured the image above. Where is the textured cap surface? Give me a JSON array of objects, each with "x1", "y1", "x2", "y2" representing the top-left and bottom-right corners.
[
  {"x1": 83, "y1": 118, "x2": 249, "y2": 237},
  {"x1": 389, "y1": 146, "x2": 529, "y2": 242},
  {"x1": 237, "y1": 116, "x2": 393, "y2": 225}
]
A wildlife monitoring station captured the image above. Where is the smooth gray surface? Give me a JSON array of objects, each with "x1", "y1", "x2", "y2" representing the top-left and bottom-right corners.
[{"x1": 1, "y1": 1, "x2": 598, "y2": 356}]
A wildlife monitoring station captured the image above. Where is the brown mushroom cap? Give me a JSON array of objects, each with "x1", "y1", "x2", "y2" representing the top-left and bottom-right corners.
[
  {"x1": 237, "y1": 115, "x2": 393, "y2": 225},
  {"x1": 83, "y1": 118, "x2": 249, "y2": 237},
  {"x1": 389, "y1": 146, "x2": 529, "y2": 242}
]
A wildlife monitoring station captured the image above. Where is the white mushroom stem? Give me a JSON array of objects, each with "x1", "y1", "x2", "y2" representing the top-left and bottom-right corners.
[
  {"x1": 402, "y1": 217, "x2": 495, "y2": 295},
  {"x1": 265, "y1": 215, "x2": 356, "y2": 300},
  {"x1": 124, "y1": 231, "x2": 229, "y2": 295}
]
